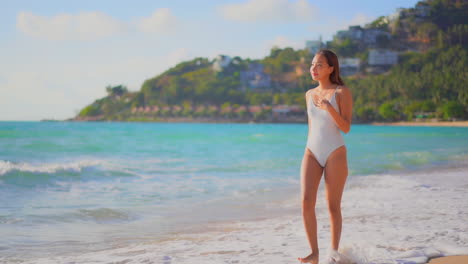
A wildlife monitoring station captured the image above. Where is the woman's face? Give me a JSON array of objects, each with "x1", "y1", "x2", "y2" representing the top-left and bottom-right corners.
[{"x1": 310, "y1": 54, "x2": 333, "y2": 81}]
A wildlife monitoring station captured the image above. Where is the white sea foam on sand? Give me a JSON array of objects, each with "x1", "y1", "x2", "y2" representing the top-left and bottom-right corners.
[{"x1": 6, "y1": 167, "x2": 468, "y2": 264}]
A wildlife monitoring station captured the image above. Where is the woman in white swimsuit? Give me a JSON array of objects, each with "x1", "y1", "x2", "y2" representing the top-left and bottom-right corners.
[{"x1": 298, "y1": 49, "x2": 353, "y2": 263}]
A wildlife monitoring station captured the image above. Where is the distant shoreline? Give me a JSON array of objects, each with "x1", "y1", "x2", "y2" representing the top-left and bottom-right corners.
[
  {"x1": 371, "y1": 121, "x2": 468, "y2": 127},
  {"x1": 35, "y1": 118, "x2": 468, "y2": 127},
  {"x1": 67, "y1": 116, "x2": 307, "y2": 124}
]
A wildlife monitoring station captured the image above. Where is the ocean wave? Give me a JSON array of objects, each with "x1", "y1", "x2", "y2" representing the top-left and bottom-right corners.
[
  {"x1": 0, "y1": 157, "x2": 188, "y2": 178},
  {"x1": 73, "y1": 208, "x2": 134, "y2": 223},
  {"x1": 0, "y1": 159, "x2": 134, "y2": 188},
  {"x1": 0, "y1": 160, "x2": 101, "y2": 176}
]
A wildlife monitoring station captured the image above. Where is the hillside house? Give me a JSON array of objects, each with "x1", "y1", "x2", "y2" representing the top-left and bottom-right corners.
[
  {"x1": 335, "y1": 26, "x2": 391, "y2": 47},
  {"x1": 272, "y1": 105, "x2": 304, "y2": 118},
  {"x1": 339, "y1": 58, "x2": 361, "y2": 76},
  {"x1": 368, "y1": 49, "x2": 398, "y2": 66},
  {"x1": 212, "y1": 55, "x2": 232, "y2": 72},
  {"x1": 415, "y1": 2, "x2": 430, "y2": 18},
  {"x1": 364, "y1": 29, "x2": 391, "y2": 46},
  {"x1": 240, "y1": 63, "x2": 271, "y2": 90},
  {"x1": 248, "y1": 105, "x2": 263, "y2": 115},
  {"x1": 336, "y1": 26, "x2": 363, "y2": 42}
]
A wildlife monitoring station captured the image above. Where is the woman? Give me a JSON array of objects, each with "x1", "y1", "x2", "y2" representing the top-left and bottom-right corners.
[{"x1": 298, "y1": 49, "x2": 353, "y2": 263}]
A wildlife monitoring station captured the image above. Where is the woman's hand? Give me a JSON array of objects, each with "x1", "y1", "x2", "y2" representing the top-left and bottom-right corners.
[{"x1": 313, "y1": 93, "x2": 331, "y2": 110}]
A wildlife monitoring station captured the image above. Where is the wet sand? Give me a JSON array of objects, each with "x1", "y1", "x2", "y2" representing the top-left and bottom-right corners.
[
  {"x1": 428, "y1": 255, "x2": 468, "y2": 264},
  {"x1": 372, "y1": 121, "x2": 468, "y2": 127}
]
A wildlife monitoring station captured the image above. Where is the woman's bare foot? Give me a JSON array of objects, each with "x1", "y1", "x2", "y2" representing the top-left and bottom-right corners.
[{"x1": 297, "y1": 252, "x2": 319, "y2": 263}]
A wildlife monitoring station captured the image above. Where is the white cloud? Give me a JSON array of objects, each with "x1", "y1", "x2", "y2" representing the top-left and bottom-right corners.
[
  {"x1": 219, "y1": 0, "x2": 318, "y2": 23},
  {"x1": 16, "y1": 11, "x2": 126, "y2": 41},
  {"x1": 134, "y1": 8, "x2": 179, "y2": 34},
  {"x1": 16, "y1": 8, "x2": 182, "y2": 41}
]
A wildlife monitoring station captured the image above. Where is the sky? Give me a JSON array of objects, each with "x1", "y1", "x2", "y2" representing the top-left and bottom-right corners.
[{"x1": 0, "y1": 0, "x2": 421, "y2": 121}]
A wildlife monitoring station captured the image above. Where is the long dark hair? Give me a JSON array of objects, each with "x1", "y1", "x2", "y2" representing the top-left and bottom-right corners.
[{"x1": 315, "y1": 49, "x2": 344, "y2": 85}]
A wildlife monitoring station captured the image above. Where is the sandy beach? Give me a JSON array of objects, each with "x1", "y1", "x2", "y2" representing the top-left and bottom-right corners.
[
  {"x1": 428, "y1": 255, "x2": 468, "y2": 264},
  {"x1": 372, "y1": 121, "x2": 468, "y2": 127},
  {"x1": 15, "y1": 165, "x2": 467, "y2": 264}
]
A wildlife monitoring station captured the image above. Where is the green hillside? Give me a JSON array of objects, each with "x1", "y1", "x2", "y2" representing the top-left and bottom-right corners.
[{"x1": 75, "y1": 0, "x2": 468, "y2": 123}]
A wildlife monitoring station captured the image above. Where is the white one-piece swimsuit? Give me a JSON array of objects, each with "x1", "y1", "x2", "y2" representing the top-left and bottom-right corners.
[{"x1": 306, "y1": 87, "x2": 345, "y2": 167}]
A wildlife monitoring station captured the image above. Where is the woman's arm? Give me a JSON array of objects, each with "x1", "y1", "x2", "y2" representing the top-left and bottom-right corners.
[
  {"x1": 323, "y1": 86, "x2": 353, "y2": 133},
  {"x1": 305, "y1": 90, "x2": 312, "y2": 134}
]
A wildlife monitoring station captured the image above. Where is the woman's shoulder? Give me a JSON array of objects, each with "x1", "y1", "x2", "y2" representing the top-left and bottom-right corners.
[
  {"x1": 306, "y1": 87, "x2": 320, "y2": 94},
  {"x1": 336, "y1": 85, "x2": 349, "y2": 92},
  {"x1": 336, "y1": 85, "x2": 351, "y2": 96},
  {"x1": 305, "y1": 88, "x2": 315, "y2": 97},
  {"x1": 335, "y1": 85, "x2": 352, "y2": 105}
]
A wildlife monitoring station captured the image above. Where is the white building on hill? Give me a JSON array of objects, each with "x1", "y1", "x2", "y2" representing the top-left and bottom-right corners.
[
  {"x1": 339, "y1": 58, "x2": 361, "y2": 76},
  {"x1": 336, "y1": 26, "x2": 363, "y2": 41},
  {"x1": 212, "y1": 55, "x2": 232, "y2": 72},
  {"x1": 368, "y1": 49, "x2": 398, "y2": 66}
]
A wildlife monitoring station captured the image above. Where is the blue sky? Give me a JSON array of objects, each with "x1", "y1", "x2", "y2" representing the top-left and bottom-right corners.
[{"x1": 1, "y1": 0, "x2": 420, "y2": 121}]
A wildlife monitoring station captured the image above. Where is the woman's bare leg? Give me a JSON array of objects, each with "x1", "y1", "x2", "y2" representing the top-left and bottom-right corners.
[
  {"x1": 324, "y1": 146, "x2": 348, "y2": 250},
  {"x1": 298, "y1": 148, "x2": 324, "y2": 263}
]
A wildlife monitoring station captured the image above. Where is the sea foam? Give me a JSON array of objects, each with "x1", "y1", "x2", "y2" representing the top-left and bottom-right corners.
[
  {"x1": 4, "y1": 167, "x2": 466, "y2": 264},
  {"x1": 0, "y1": 159, "x2": 101, "y2": 176}
]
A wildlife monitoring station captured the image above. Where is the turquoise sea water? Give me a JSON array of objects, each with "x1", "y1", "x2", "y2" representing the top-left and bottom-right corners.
[{"x1": 0, "y1": 121, "x2": 467, "y2": 259}]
